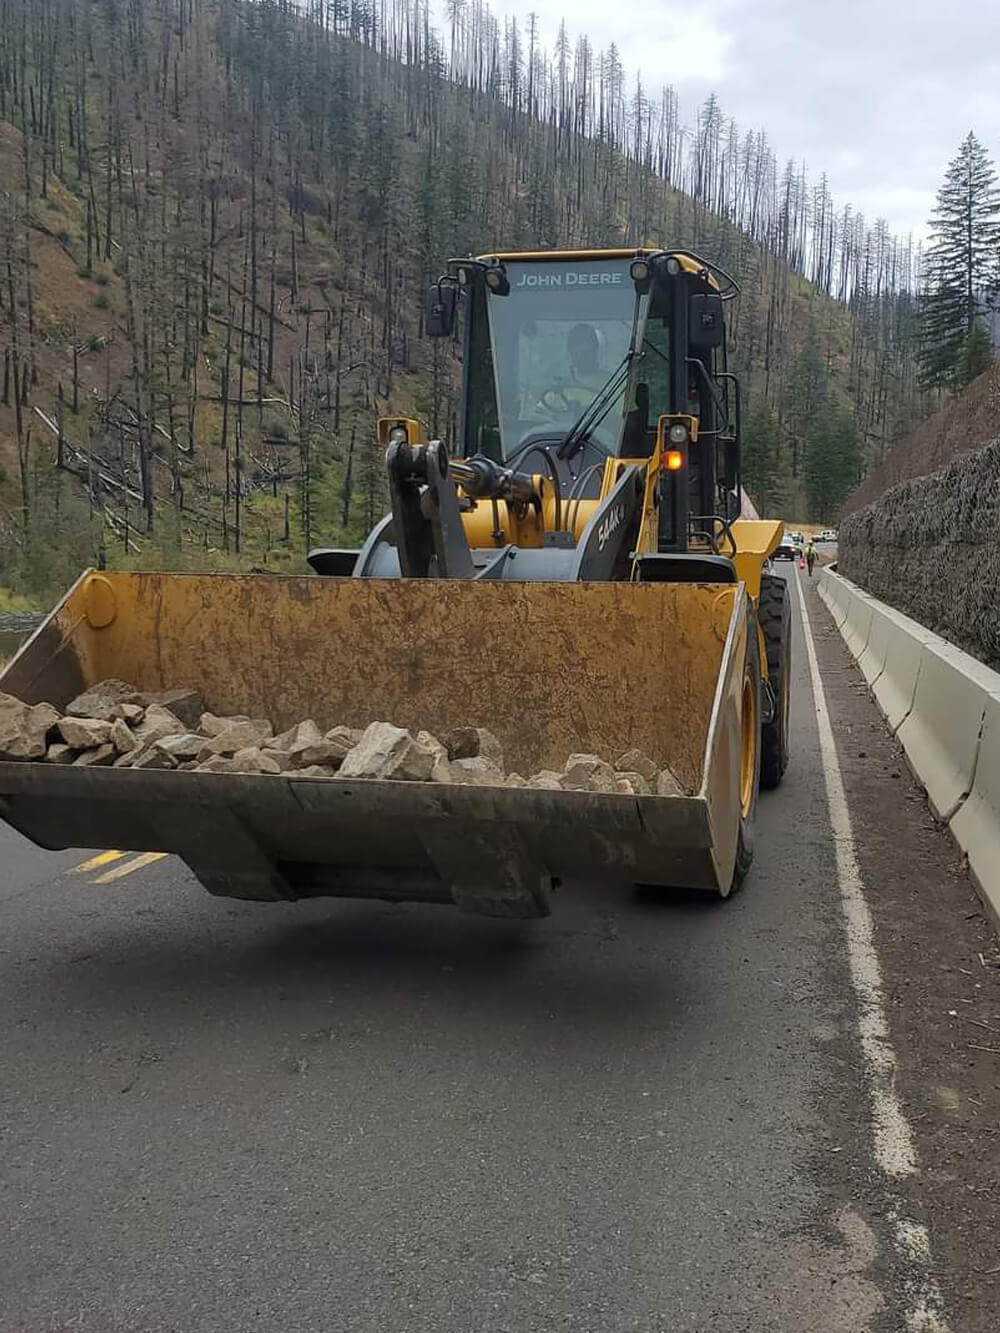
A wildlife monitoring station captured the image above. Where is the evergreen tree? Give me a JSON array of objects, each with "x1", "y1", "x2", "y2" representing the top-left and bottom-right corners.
[
  {"x1": 804, "y1": 401, "x2": 862, "y2": 520},
  {"x1": 919, "y1": 132, "x2": 1000, "y2": 390}
]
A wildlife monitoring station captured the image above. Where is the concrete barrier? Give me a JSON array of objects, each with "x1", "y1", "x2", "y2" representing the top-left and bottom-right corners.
[
  {"x1": 841, "y1": 588, "x2": 875, "y2": 661},
  {"x1": 951, "y1": 693, "x2": 1000, "y2": 927},
  {"x1": 816, "y1": 563, "x2": 1000, "y2": 924},
  {"x1": 819, "y1": 568, "x2": 931, "y2": 730},
  {"x1": 871, "y1": 611, "x2": 937, "y2": 732},
  {"x1": 896, "y1": 643, "x2": 998, "y2": 820},
  {"x1": 823, "y1": 571, "x2": 851, "y2": 628},
  {"x1": 856, "y1": 603, "x2": 893, "y2": 686}
]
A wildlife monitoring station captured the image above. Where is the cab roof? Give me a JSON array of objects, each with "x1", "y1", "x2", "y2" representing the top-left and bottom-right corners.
[{"x1": 474, "y1": 248, "x2": 724, "y2": 293}]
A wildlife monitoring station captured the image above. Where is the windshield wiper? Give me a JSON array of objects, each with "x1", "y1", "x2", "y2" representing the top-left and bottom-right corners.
[{"x1": 556, "y1": 352, "x2": 633, "y2": 461}]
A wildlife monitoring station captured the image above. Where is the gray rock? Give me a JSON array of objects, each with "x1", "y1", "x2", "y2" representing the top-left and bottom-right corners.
[
  {"x1": 428, "y1": 754, "x2": 456, "y2": 783},
  {"x1": 111, "y1": 702, "x2": 145, "y2": 726},
  {"x1": 136, "y1": 689, "x2": 203, "y2": 729},
  {"x1": 560, "y1": 754, "x2": 620, "y2": 793},
  {"x1": 614, "y1": 748, "x2": 659, "y2": 784},
  {"x1": 133, "y1": 747, "x2": 178, "y2": 771},
  {"x1": 133, "y1": 705, "x2": 186, "y2": 748},
  {"x1": 65, "y1": 679, "x2": 139, "y2": 721},
  {"x1": 416, "y1": 730, "x2": 448, "y2": 761},
  {"x1": 110, "y1": 717, "x2": 139, "y2": 755},
  {"x1": 323, "y1": 725, "x2": 364, "y2": 763},
  {"x1": 58, "y1": 716, "x2": 113, "y2": 749},
  {"x1": 0, "y1": 694, "x2": 60, "y2": 761},
  {"x1": 197, "y1": 754, "x2": 239, "y2": 773},
  {"x1": 178, "y1": 760, "x2": 200, "y2": 771},
  {"x1": 272, "y1": 719, "x2": 322, "y2": 752},
  {"x1": 526, "y1": 770, "x2": 564, "y2": 790},
  {"x1": 155, "y1": 732, "x2": 205, "y2": 761},
  {"x1": 261, "y1": 748, "x2": 295, "y2": 772},
  {"x1": 616, "y1": 770, "x2": 651, "y2": 796},
  {"x1": 198, "y1": 718, "x2": 273, "y2": 760},
  {"x1": 297, "y1": 764, "x2": 338, "y2": 778},
  {"x1": 199, "y1": 711, "x2": 250, "y2": 737},
  {"x1": 450, "y1": 756, "x2": 505, "y2": 786},
  {"x1": 232, "y1": 746, "x2": 282, "y2": 775},
  {"x1": 444, "y1": 726, "x2": 504, "y2": 769},
  {"x1": 73, "y1": 743, "x2": 116, "y2": 767},
  {"x1": 113, "y1": 750, "x2": 138, "y2": 768},
  {"x1": 338, "y1": 722, "x2": 436, "y2": 782},
  {"x1": 656, "y1": 767, "x2": 684, "y2": 797},
  {"x1": 505, "y1": 773, "x2": 527, "y2": 788},
  {"x1": 46, "y1": 743, "x2": 76, "y2": 764},
  {"x1": 292, "y1": 738, "x2": 352, "y2": 769}
]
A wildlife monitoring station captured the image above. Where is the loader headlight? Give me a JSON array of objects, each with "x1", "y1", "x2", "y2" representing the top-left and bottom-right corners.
[
  {"x1": 484, "y1": 266, "x2": 510, "y2": 295},
  {"x1": 668, "y1": 423, "x2": 689, "y2": 446},
  {"x1": 665, "y1": 257, "x2": 681, "y2": 276},
  {"x1": 387, "y1": 424, "x2": 408, "y2": 445},
  {"x1": 629, "y1": 259, "x2": 650, "y2": 283},
  {"x1": 664, "y1": 450, "x2": 683, "y2": 471}
]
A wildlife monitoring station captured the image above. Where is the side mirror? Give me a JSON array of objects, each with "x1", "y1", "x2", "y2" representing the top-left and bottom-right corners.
[
  {"x1": 689, "y1": 293, "x2": 724, "y2": 351},
  {"x1": 425, "y1": 282, "x2": 457, "y2": 338}
]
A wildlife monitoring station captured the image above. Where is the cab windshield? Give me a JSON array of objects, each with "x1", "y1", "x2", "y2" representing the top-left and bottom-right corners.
[{"x1": 463, "y1": 259, "x2": 641, "y2": 460}]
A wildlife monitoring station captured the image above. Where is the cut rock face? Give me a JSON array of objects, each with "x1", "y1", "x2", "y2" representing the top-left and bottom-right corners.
[
  {"x1": 337, "y1": 722, "x2": 436, "y2": 782},
  {"x1": 0, "y1": 694, "x2": 60, "y2": 761}
]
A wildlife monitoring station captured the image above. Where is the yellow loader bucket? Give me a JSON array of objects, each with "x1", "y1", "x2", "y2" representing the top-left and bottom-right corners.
[{"x1": 0, "y1": 571, "x2": 754, "y2": 917}]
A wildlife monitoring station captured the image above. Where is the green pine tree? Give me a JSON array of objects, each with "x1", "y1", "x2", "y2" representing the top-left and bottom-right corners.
[
  {"x1": 956, "y1": 320, "x2": 995, "y2": 387},
  {"x1": 804, "y1": 402, "x2": 862, "y2": 520},
  {"x1": 919, "y1": 132, "x2": 1000, "y2": 391}
]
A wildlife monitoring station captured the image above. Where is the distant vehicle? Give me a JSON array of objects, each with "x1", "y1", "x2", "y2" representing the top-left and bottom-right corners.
[
  {"x1": 774, "y1": 537, "x2": 797, "y2": 561},
  {"x1": 787, "y1": 531, "x2": 805, "y2": 546},
  {"x1": 816, "y1": 529, "x2": 837, "y2": 543}
]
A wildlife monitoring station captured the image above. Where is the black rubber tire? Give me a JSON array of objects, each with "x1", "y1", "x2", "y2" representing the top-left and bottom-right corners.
[
  {"x1": 759, "y1": 573, "x2": 791, "y2": 790},
  {"x1": 728, "y1": 610, "x2": 761, "y2": 895}
]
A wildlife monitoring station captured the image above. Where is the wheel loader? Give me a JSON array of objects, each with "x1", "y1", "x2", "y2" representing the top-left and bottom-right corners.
[{"x1": 0, "y1": 248, "x2": 791, "y2": 918}]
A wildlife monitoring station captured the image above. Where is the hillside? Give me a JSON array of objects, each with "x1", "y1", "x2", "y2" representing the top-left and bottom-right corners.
[
  {"x1": 0, "y1": 0, "x2": 924, "y2": 599},
  {"x1": 843, "y1": 360, "x2": 1000, "y2": 514}
]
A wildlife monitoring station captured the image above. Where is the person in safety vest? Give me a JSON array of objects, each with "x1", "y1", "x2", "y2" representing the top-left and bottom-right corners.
[{"x1": 806, "y1": 539, "x2": 816, "y2": 577}]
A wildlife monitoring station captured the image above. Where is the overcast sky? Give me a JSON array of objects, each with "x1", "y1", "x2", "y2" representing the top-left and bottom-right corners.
[{"x1": 490, "y1": 0, "x2": 1000, "y2": 241}]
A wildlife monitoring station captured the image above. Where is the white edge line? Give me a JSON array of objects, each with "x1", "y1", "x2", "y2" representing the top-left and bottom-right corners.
[{"x1": 793, "y1": 569, "x2": 950, "y2": 1331}]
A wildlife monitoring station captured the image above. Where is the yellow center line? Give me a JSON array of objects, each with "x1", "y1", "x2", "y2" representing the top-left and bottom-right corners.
[
  {"x1": 92, "y1": 852, "x2": 169, "y2": 884},
  {"x1": 70, "y1": 850, "x2": 127, "y2": 874}
]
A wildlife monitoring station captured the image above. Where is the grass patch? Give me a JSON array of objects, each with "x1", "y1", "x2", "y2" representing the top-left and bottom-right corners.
[
  {"x1": 94, "y1": 291, "x2": 110, "y2": 310},
  {"x1": 0, "y1": 586, "x2": 39, "y2": 613}
]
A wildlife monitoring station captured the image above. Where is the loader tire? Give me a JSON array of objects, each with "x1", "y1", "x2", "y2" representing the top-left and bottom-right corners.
[
  {"x1": 759, "y1": 573, "x2": 791, "y2": 790},
  {"x1": 727, "y1": 607, "x2": 761, "y2": 896}
]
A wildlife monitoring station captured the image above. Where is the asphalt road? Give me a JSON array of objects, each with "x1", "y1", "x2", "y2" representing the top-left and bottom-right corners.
[{"x1": 1, "y1": 568, "x2": 996, "y2": 1332}]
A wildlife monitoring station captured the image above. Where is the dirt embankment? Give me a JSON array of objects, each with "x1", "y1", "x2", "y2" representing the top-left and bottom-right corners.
[
  {"x1": 839, "y1": 437, "x2": 1000, "y2": 671},
  {"x1": 844, "y1": 362, "x2": 1000, "y2": 516}
]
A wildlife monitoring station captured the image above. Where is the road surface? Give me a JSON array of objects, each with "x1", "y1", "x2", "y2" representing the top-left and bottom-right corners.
[{"x1": 2, "y1": 569, "x2": 998, "y2": 1333}]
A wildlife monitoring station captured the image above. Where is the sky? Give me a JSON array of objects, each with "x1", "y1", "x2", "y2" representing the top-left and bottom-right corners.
[{"x1": 490, "y1": 0, "x2": 1000, "y2": 241}]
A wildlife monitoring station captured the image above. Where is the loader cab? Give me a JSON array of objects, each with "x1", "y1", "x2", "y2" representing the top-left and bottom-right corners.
[{"x1": 431, "y1": 248, "x2": 742, "y2": 556}]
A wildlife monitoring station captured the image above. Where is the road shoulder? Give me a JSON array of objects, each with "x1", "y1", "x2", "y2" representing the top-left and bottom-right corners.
[{"x1": 805, "y1": 570, "x2": 1000, "y2": 1333}]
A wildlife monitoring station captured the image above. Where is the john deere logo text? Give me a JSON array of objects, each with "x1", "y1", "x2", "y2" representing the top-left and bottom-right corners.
[{"x1": 515, "y1": 271, "x2": 623, "y2": 288}]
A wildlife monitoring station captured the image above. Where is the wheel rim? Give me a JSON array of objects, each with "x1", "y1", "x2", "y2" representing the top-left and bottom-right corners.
[{"x1": 740, "y1": 666, "x2": 758, "y2": 817}]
